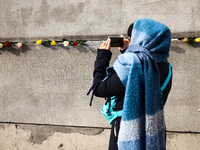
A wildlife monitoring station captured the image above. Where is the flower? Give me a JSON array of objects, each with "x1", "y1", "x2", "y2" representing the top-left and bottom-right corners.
[
  {"x1": 73, "y1": 41, "x2": 78, "y2": 46},
  {"x1": 63, "y1": 41, "x2": 69, "y2": 47},
  {"x1": 5, "y1": 42, "x2": 11, "y2": 48},
  {"x1": 182, "y1": 38, "x2": 189, "y2": 44},
  {"x1": 51, "y1": 40, "x2": 56, "y2": 45},
  {"x1": 16, "y1": 43, "x2": 23, "y2": 48},
  {"x1": 195, "y1": 38, "x2": 200, "y2": 43},
  {"x1": 0, "y1": 43, "x2": 3, "y2": 48},
  {"x1": 36, "y1": 40, "x2": 43, "y2": 45}
]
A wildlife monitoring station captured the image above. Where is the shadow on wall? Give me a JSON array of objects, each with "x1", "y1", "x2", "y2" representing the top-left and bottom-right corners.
[
  {"x1": 171, "y1": 41, "x2": 200, "y2": 54},
  {"x1": 47, "y1": 42, "x2": 97, "y2": 53},
  {"x1": 0, "y1": 42, "x2": 97, "y2": 56},
  {"x1": 0, "y1": 44, "x2": 31, "y2": 56},
  {"x1": 189, "y1": 41, "x2": 200, "y2": 48},
  {"x1": 5, "y1": 41, "x2": 200, "y2": 56},
  {"x1": 170, "y1": 46, "x2": 186, "y2": 54}
]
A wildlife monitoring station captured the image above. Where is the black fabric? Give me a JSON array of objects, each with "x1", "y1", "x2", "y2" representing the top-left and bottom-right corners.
[
  {"x1": 108, "y1": 117, "x2": 121, "y2": 150},
  {"x1": 92, "y1": 49, "x2": 172, "y2": 150},
  {"x1": 93, "y1": 49, "x2": 172, "y2": 109}
]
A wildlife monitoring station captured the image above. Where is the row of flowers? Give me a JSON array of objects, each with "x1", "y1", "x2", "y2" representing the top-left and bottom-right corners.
[
  {"x1": 0, "y1": 39, "x2": 84, "y2": 48},
  {"x1": 181, "y1": 37, "x2": 200, "y2": 44},
  {"x1": 2, "y1": 37, "x2": 199, "y2": 48}
]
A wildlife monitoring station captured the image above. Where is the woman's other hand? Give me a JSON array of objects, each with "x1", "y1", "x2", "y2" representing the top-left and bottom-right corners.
[
  {"x1": 119, "y1": 35, "x2": 130, "y2": 51},
  {"x1": 100, "y1": 38, "x2": 111, "y2": 50}
]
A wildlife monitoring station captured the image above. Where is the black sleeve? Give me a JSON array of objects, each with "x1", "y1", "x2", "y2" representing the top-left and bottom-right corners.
[{"x1": 93, "y1": 49, "x2": 125, "y2": 98}]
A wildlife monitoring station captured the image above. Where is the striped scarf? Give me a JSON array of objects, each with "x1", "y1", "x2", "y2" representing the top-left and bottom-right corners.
[{"x1": 112, "y1": 18, "x2": 171, "y2": 150}]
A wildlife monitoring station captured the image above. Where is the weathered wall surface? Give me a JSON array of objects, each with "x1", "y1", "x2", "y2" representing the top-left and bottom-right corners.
[
  {"x1": 1, "y1": 0, "x2": 200, "y2": 41},
  {"x1": 0, "y1": 123, "x2": 110, "y2": 150},
  {"x1": 0, "y1": 123, "x2": 200, "y2": 150}
]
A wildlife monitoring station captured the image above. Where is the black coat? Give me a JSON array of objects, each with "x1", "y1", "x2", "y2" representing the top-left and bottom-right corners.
[{"x1": 93, "y1": 49, "x2": 172, "y2": 111}]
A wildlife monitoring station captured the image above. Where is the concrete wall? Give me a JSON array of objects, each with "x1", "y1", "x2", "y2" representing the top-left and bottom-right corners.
[
  {"x1": 1, "y1": 0, "x2": 200, "y2": 41},
  {"x1": 166, "y1": 40, "x2": 200, "y2": 133},
  {"x1": 0, "y1": 42, "x2": 118, "y2": 128},
  {"x1": 0, "y1": 0, "x2": 200, "y2": 149},
  {"x1": 1, "y1": 41, "x2": 199, "y2": 131}
]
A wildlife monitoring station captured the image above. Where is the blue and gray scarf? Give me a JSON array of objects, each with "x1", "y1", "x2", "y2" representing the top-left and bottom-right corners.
[{"x1": 112, "y1": 18, "x2": 171, "y2": 149}]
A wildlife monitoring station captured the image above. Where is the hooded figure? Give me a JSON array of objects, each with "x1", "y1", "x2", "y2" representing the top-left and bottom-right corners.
[
  {"x1": 113, "y1": 18, "x2": 171, "y2": 149},
  {"x1": 88, "y1": 18, "x2": 172, "y2": 150}
]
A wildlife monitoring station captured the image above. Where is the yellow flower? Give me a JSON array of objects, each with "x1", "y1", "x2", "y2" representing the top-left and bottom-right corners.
[
  {"x1": 0, "y1": 43, "x2": 3, "y2": 48},
  {"x1": 63, "y1": 41, "x2": 69, "y2": 47},
  {"x1": 36, "y1": 40, "x2": 43, "y2": 45},
  {"x1": 195, "y1": 38, "x2": 200, "y2": 43},
  {"x1": 51, "y1": 40, "x2": 56, "y2": 45},
  {"x1": 182, "y1": 38, "x2": 189, "y2": 44}
]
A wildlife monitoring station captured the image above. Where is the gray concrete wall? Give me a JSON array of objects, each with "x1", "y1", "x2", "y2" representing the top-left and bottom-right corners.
[
  {"x1": 0, "y1": 41, "x2": 123, "y2": 127},
  {"x1": 0, "y1": 42, "x2": 114, "y2": 128},
  {"x1": 0, "y1": 41, "x2": 200, "y2": 133},
  {"x1": 1, "y1": 0, "x2": 200, "y2": 41},
  {"x1": 166, "y1": 40, "x2": 200, "y2": 133}
]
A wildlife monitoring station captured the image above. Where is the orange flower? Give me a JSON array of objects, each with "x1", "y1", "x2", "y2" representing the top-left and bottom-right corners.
[{"x1": 182, "y1": 38, "x2": 189, "y2": 44}]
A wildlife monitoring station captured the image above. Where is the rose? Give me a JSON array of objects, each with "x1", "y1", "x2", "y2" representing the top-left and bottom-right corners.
[
  {"x1": 73, "y1": 41, "x2": 78, "y2": 46},
  {"x1": 51, "y1": 40, "x2": 56, "y2": 45},
  {"x1": 0, "y1": 43, "x2": 3, "y2": 48},
  {"x1": 16, "y1": 43, "x2": 23, "y2": 48},
  {"x1": 36, "y1": 40, "x2": 43, "y2": 45},
  {"x1": 5, "y1": 42, "x2": 11, "y2": 48},
  {"x1": 63, "y1": 41, "x2": 69, "y2": 47}
]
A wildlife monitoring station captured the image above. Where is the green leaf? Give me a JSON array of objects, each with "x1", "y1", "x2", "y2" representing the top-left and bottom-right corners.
[{"x1": 62, "y1": 38, "x2": 67, "y2": 41}]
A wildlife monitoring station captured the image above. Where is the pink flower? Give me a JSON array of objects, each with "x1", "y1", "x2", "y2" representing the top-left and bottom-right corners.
[{"x1": 16, "y1": 43, "x2": 23, "y2": 48}]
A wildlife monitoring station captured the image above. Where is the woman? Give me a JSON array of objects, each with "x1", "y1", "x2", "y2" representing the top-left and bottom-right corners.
[{"x1": 88, "y1": 18, "x2": 172, "y2": 150}]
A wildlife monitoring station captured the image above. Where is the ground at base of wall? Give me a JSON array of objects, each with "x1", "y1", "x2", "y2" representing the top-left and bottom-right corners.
[{"x1": 0, "y1": 123, "x2": 199, "y2": 150}]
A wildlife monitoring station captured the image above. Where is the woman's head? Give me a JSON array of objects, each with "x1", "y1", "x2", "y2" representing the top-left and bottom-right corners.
[
  {"x1": 125, "y1": 18, "x2": 171, "y2": 62},
  {"x1": 128, "y1": 18, "x2": 171, "y2": 53}
]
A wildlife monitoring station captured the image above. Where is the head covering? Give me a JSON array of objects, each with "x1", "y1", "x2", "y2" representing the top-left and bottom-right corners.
[
  {"x1": 130, "y1": 18, "x2": 171, "y2": 62},
  {"x1": 113, "y1": 18, "x2": 171, "y2": 150}
]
